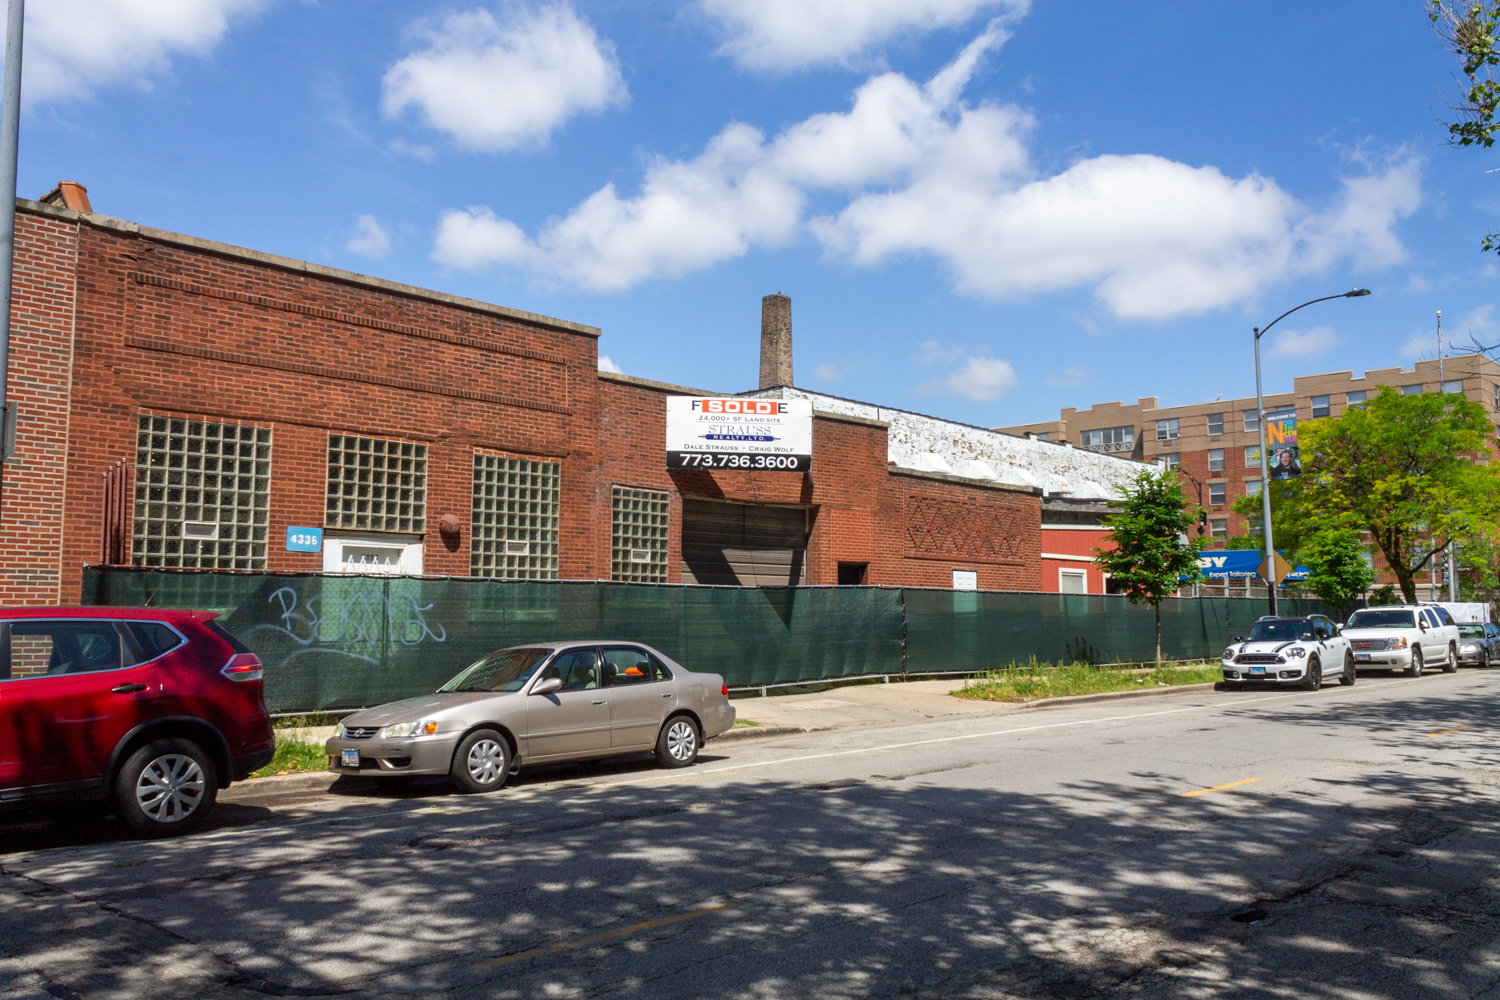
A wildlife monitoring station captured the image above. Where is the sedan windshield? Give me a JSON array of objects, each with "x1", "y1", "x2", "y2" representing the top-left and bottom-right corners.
[
  {"x1": 1458, "y1": 624, "x2": 1486, "y2": 638},
  {"x1": 1248, "y1": 619, "x2": 1314, "y2": 642},
  {"x1": 1346, "y1": 610, "x2": 1415, "y2": 629},
  {"x1": 440, "y1": 647, "x2": 552, "y2": 692}
]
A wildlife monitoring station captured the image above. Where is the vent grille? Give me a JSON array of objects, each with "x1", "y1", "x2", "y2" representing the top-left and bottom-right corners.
[
  {"x1": 343, "y1": 727, "x2": 378, "y2": 740},
  {"x1": 1234, "y1": 654, "x2": 1283, "y2": 665}
]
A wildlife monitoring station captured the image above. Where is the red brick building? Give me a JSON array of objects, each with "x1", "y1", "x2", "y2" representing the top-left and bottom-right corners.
[{"x1": 0, "y1": 191, "x2": 1145, "y2": 605}]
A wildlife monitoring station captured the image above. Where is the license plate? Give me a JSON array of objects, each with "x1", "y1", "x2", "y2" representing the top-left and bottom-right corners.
[
  {"x1": 1250, "y1": 667, "x2": 1266, "y2": 675},
  {"x1": 1356, "y1": 653, "x2": 1370, "y2": 661},
  {"x1": 341, "y1": 749, "x2": 360, "y2": 768}
]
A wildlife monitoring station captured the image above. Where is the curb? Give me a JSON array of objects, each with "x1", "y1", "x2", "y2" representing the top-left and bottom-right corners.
[
  {"x1": 1013, "y1": 682, "x2": 1219, "y2": 711},
  {"x1": 710, "y1": 724, "x2": 817, "y2": 744}
]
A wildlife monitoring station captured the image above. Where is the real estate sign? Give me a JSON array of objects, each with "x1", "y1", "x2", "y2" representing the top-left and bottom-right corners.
[{"x1": 665, "y1": 397, "x2": 813, "y2": 471}]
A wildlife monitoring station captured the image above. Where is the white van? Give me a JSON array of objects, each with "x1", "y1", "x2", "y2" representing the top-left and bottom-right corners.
[{"x1": 1342, "y1": 604, "x2": 1460, "y2": 676}]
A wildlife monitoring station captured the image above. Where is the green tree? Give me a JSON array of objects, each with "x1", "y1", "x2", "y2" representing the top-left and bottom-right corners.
[
  {"x1": 1231, "y1": 477, "x2": 1315, "y2": 560},
  {"x1": 1093, "y1": 469, "x2": 1202, "y2": 664},
  {"x1": 1431, "y1": 2, "x2": 1500, "y2": 252},
  {"x1": 1297, "y1": 529, "x2": 1377, "y2": 617},
  {"x1": 1262, "y1": 387, "x2": 1500, "y2": 603}
]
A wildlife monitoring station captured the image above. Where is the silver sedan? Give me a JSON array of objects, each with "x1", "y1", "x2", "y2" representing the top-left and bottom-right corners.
[{"x1": 324, "y1": 641, "x2": 736, "y2": 792}]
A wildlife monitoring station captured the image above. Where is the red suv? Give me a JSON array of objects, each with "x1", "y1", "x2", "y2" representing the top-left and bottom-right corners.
[{"x1": 0, "y1": 608, "x2": 274, "y2": 836}]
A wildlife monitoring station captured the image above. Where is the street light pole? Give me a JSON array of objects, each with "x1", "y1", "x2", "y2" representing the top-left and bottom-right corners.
[{"x1": 1252, "y1": 289, "x2": 1372, "y2": 617}]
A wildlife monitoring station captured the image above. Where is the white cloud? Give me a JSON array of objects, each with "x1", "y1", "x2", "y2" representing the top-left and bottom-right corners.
[
  {"x1": 915, "y1": 354, "x2": 1017, "y2": 401},
  {"x1": 1045, "y1": 365, "x2": 1090, "y2": 386},
  {"x1": 24, "y1": 0, "x2": 270, "y2": 104},
  {"x1": 1268, "y1": 325, "x2": 1341, "y2": 360},
  {"x1": 388, "y1": 137, "x2": 436, "y2": 163},
  {"x1": 598, "y1": 354, "x2": 624, "y2": 373},
  {"x1": 814, "y1": 362, "x2": 845, "y2": 381},
  {"x1": 700, "y1": 0, "x2": 1027, "y2": 71},
  {"x1": 345, "y1": 215, "x2": 391, "y2": 258},
  {"x1": 433, "y1": 22, "x2": 1422, "y2": 316},
  {"x1": 381, "y1": 4, "x2": 626, "y2": 152}
]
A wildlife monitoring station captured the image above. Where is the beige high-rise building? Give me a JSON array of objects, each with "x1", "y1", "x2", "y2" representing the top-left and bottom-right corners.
[{"x1": 997, "y1": 355, "x2": 1500, "y2": 569}]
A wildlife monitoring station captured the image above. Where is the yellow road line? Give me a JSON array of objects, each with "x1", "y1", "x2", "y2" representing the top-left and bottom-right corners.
[
  {"x1": 474, "y1": 902, "x2": 736, "y2": 970},
  {"x1": 1181, "y1": 777, "x2": 1262, "y2": 798},
  {"x1": 1424, "y1": 726, "x2": 1472, "y2": 737}
]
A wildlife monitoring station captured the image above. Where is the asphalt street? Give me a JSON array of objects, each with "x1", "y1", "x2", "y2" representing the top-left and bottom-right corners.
[{"x1": 2, "y1": 670, "x2": 1498, "y2": 1000}]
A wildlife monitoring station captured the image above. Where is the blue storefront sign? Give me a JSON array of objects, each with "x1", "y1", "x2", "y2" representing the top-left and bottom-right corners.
[
  {"x1": 285, "y1": 526, "x2": 323, "y2": 553},
  {"x1": 1194, "y1": 550, "x2": 1307, "y2": 581}
]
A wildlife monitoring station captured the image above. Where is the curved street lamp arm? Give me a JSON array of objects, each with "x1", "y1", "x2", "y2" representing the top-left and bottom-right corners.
[{"x1": 1256, "y1": 291, "x2": 1369, "y2": 342}]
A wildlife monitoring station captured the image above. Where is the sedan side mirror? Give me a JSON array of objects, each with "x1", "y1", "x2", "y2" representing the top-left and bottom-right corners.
[{"x1": 531, "y1": 676, "x2": 563, "y2": 696}]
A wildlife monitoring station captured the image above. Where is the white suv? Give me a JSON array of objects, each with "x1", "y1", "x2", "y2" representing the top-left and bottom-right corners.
[
  {"x1": 1342, "y1": 604, "x2": 1460, "y2": 676},
  {"x1": 1222, "y1": 615, "x2": 1352, "y2": 689}
]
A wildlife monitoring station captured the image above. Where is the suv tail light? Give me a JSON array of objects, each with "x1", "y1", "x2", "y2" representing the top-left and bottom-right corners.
[
  {"x1": 221, "y1": 653, "x2": 264, "y2": 682},
  {"x1": 721, "y1": 683, "x2": 729, "y2": 697}
]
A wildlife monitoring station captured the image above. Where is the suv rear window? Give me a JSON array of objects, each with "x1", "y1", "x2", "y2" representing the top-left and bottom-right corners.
[
  {"x1": 127, "y1": 622, "x2": 185, "y2": 660},
  {"x1": 203, "y1": 620, "x2": 251, "y2": 654}
]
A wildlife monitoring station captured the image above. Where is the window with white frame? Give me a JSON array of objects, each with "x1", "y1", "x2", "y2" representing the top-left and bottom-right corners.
[
  {"x1": 1160, "y1": 453, "x2": 1180, "y2": 470},
  {"x1": 1155, "y1": 418, "x2": 1179, "y2": 441},
  {"x1": 1402, "y1": 384, "x2": 1423, "y2": 395},
  {"x1": 471, "y1": 454, "x2": 560, "y2": 579},
  {"x1": 1207, "y1": 412, "x2": 1224, "y2": 436},
  {"x1": 1245, "y1": 479, "x2": 1262, "y2": 497},
  {"x1": 1311, "y1": 395, "x2": 1330, "y2": 418},
  {"x1": 1033, "y1": 432, "x2": 1049, "y2": 441},
  {"x1": 1080, "y1": 425, "x2": 1134, "y2": 450},
  {"x1": 1059, "y1": 570, "x2": 1087, "y2": 595},
  {"x1": 325, "y1": 436, "x2": 426, "y2": 533},
  {"x1": 1443, "y1": 379, "x2": 1464, "y2": 394},
  {"x1": 1244, "y1": 409, "x2": 1259, "y2": 432},
  {"x1": 611, "y1": 486, "x2": 669, "y2": 583},
  {"x1": 1207, "y1": 448, "x2": 1224, "y2": 472},
  {"x1": 1209, "y1": 518, "x2": 1228, "y2": 540},
  {"x1": 1208, "y1": 482, "x2": 1226, "y2": 506},
  {"x1": 133, "y1": 415, "x2": 271, "y2": 569},
  {"x1": 1245, "y1": 445, "x2": 1261, "y2": 467},
  {"x1": 1348, "y1": 390, "x2": 1366, "y2": 407}
]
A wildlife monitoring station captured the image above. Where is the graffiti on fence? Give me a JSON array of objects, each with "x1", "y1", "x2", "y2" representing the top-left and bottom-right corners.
[{"x1": 245, "y1": 585, "x2": 448, "y2": 666}]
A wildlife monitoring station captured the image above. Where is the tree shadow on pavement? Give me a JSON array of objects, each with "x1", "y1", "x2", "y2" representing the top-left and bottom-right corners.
[{"x1": 0, "y1": 689, "x2": 1498, "y2": 1000}]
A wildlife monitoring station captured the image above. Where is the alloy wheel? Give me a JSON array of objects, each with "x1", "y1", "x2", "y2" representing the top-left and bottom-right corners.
[{"x1": 134, "y1": 754, "x2": 206, "y2": 824}]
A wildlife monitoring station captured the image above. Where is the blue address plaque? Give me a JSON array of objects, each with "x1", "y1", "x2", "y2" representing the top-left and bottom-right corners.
[{"x1": 285, "y1": 526, "x2": 323, "y2": 553}]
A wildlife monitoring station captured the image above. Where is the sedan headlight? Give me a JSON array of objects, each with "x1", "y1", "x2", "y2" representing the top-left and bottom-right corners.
[
  {"x1": 382, "y1": 720, "x2": 439, "y2": 738},
  {"x1": 1464, "y1": 643, "x2": 1482, "y2": 652},
  {"x1": 1285, "y1": 647, "x2": 1306, "y2": 658},
  {"x1": 1388, "y1": 637, "x2": 1408, "y2": 649}
]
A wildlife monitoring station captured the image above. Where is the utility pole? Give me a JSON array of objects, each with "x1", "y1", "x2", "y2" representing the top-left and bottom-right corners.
[
  {"x1": 1437, "y1": 310, "x2": 1460, "y2": 602},
  {"x1": 0, "y1": 0, "x2": 23, "y2": 490}
]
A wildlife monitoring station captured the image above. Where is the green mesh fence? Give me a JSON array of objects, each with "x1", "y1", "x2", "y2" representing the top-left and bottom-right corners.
[{"x1": 81, "y1": 568, "x2": 1332, "y2": 713}]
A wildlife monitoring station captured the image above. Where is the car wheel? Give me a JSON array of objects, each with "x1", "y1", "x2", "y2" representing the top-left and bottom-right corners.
[
  {"x1": 450, "y1": 730, "x2": 510, "y2": 794},
  {"x1": 1301, "y1": 659, "x2": 1322, "y2": 691},
  {"x1": 655, "y1": 716, "x2": 700, "y2": 769},
  {"x1": 114, "y1": 738, "x2": 218, "y2": 837},
  {"x1": 1483, "y1": 650, "x2": 1491, "y2": 669},
  {"x1": 1340, "y1": 651, "x2": 1356, "y2": 686},
  {"x1": 1407, "y1": 648, "x2": 1424, "y2": 677},
  {"x1": 1443, "y1": 642, "x2": 1459, "y2": 673}
]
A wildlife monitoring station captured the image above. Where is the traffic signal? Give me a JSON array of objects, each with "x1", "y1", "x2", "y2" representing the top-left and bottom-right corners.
[{"x1": 1198, "y1": 509, "x2": 1208, "y2": 535}]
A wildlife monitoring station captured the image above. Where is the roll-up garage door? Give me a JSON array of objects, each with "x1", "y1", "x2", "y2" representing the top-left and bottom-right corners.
[{"x1": 681, "y1": 500, "x2": 809, "y2": 587}]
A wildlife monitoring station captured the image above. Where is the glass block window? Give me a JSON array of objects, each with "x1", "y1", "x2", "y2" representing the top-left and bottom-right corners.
[
  {"x1": 471, "y1": 454, "x2": 559, "y2": 579},
  {"x1": 325, "y1": 436, "x2": 426, "y2": 533},
  {"x1": 133, "y1": 415, "x2": 271, "y2": 569},
  {"x1": 611, "y1": 486, "x2": 669, "y2": 583}
]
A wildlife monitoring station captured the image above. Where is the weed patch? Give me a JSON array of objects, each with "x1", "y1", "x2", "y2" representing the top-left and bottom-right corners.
[
  {"x1": 250, "y1": 737, "x2": 329, "y2": 778},
  {"x1": 954, "y1": 659, "x2": 1220, "y2": 703}
]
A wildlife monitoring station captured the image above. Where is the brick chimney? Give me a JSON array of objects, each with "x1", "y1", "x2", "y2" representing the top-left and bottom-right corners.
[
  {"x1": 39, "y1": 181, "x2": 91, "y2": 213},
  {"x1": 759, "y1": 293, "x2": 792, "y2": 389}
]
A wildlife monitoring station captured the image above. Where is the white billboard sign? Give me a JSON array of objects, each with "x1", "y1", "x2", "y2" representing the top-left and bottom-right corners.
[{"x1": 665, "y1": 397, "x2": 812, "y2": 472}]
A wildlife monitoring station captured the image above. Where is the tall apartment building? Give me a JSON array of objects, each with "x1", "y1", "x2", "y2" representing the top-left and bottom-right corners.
[{"x1": 998, "y1": 355, "x2": 1500, "y2": 551}]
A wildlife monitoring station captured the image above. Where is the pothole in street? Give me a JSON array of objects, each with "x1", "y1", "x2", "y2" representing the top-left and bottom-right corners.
[{"x1": 1230, "y1": 907, "x2": 1268, "y2": 923}]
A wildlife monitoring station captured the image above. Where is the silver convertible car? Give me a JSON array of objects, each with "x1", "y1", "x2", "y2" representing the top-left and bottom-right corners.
[{"x1": 325, "y1": 641, "x2": 735, "y2": 792}]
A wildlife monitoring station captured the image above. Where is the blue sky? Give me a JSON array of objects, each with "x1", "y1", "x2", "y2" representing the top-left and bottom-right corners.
[{"x1": 15, "y1": 1, "x2": 1497, "y2": 425}]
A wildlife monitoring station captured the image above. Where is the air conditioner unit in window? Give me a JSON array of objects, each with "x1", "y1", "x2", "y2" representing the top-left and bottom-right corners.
[
  {"x1": 181, "y1": 521, "x2": 219, "y2": 541},
  {"x1": 505, "y1": 540, "x2": 530, "y2": 557},
  {"x1": 630, "y1": 548, "x2": 652, "y2": 563}
]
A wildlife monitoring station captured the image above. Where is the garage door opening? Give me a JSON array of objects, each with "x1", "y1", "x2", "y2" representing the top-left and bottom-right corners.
[{"x1": 681, "y1": 500, "x2": 810, "y2": 587}]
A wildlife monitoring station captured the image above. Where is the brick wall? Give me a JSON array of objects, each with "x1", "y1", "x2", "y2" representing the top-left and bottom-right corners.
[{"x1": 0, "y1": 211, "x2": 79, "y2": 605}]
